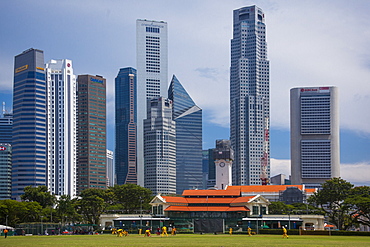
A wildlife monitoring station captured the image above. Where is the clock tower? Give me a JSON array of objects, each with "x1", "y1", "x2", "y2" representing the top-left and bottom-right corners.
[{"x1": 214, "y1": 140, "x2": 234, "y2": 190}]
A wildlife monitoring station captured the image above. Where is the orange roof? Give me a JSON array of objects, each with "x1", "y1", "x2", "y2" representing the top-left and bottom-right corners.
[
  {"x1": 182, "y1": 189, "x2": 241, "y2": 197},
  {"x1": 305, "y1": 188, "x2": 316, "y2": 193},
  {"x1": 186, "y1": 197, "x2": 238, "y2": 204},
  {"x1": 230, "y1": 196, "x2": 255, "y2": 204},
  {"x1": 165, "y1": 206, "x2": 249, "y2": 212},
  {"x1": 162, "y1": 196, "x2": 187, "y2": 204},
  {"x1": 227, "y1": 185, "x2": 305, "y2": 193}
]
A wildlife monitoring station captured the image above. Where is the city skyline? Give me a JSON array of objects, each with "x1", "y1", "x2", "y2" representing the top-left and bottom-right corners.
[{"x1": 0, "y1": 1, "x2": 369, "y2": 186}]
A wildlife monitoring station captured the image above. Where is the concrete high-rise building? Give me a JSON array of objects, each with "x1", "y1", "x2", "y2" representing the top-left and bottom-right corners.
[
  {"x1": 136, "y1": 19, "x2": 168, "y2": 186},
  {"x1": 106, "y1": 149, "x2": 114, "y2": 187},
  {"x1": 77, "y1": 75, "x2": 107, "y2": 193},
  {"x1": 290, "y1": 86, "x2": 340, "y2": 188},
  {"x1": 230, "y1": 6, "x2": 270, "y2": 185},
  {"x1": 45, "y1": 59, "x2": 77, "y2": 196},
  {"x1": 0, "y1": 143, "x2": 12, "y2": 200},
  {"x1": 12, "y1": 48, "x2": 46, "y2": 200},
  {"x1": 115, "y1": 67, "x2": 137, "y2": 185},
  {"x1": 144, "y1": 97, "x2": 176, "y2": 195},
  {"x1": 168, "y1": 75, "x2": 202, "y2": 193}
]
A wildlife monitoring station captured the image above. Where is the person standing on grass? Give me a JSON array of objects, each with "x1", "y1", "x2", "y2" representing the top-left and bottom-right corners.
[
  {"x1": 248, "y1": 227, "x2": 252, "y2": 236},
  {"x1": 282, "y1": 227, "x2": 289, "y2": 239},
  {"x1": 3, "y1": 228, "x2": 8, "y2": 238},
  {"x1": 161, "y1": 226, "x2": 168, "y2": 237}
]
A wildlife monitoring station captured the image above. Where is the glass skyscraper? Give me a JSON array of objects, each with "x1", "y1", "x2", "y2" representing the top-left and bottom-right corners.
[
  {"x1": 168, "y1": 75, "x2": 202, "y2": 193},
  {"x1": 290, "y1": 86, "x2": 340, "y2": 188},
  {"x1": 136, "y1": 19, "x2": 168, "y2": 186},
  {"x1": 77, "y1": 74, "x2": 107, "y2": 192},
  {"x1": 12, "y1": 48, "x2": 47, "y2": 200},
  {"x1": 144, "y1": 97, "x2": 176, "y2": 195},
  {"x1": 115, "y1": 67, "x2": 137, "y2": 185},
  {"x1": 0, "y1": 143, "x2": 12, "y2": 200},
  {"x1": 45, "y1": 59, "x2": 77, "y2": 196},
  {"x1": 230, "y1": 6, "x2": 270, "y2": 185}
]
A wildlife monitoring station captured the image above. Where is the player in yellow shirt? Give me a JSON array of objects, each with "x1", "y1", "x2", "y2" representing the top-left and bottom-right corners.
[
  {"x1": 282, "y1": 226, "x2": 289, "y2": 238},
  {"x1": 161, "y1": 226, "x2": 168, "y2": 237}
]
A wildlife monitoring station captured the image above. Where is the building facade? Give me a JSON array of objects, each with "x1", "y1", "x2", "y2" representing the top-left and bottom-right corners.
[
  {"x1": 290, "y1": 86, "x2": 340, "y2": 187},
  {"x1": 77, "y1": 75, "x2": 107, "y2": 193},
  {"x1": 0, "y1": 111, "x2": 12, "y2": 144},
  {"x1": 12, "y1": 48, "x2": 47, "y2": 200},
  {"x1": 168, "y1": 75, "x2": 202, "y2": 194},
  {"x1": 136, "y1": 19, "x2": 168, "y2": 186},
  {"x1": 230, "y1": 6, "x2": 270, "y2": 186},
  {"x1": 0, "y1": 143, "x2": 12, "y2": 200},
  {"x1": 115, "y1": 67, "x2": 137, "y2": 185},
  {"x1": 45, "y1": 59, "x2": 77, "y2": 196},
  {"x1": 144, "y1": 97, "x2": 176, "y2": 195},
  {"x1": 106, "y1": 149, "x2": 114, "y2": 187}
]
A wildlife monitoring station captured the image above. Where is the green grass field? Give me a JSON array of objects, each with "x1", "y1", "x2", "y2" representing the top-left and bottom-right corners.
[{"x1": 1, "y1": 234, "x2": 369, "y2": 247}]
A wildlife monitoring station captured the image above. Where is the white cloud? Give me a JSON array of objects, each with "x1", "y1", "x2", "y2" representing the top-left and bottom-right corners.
[
  {"x1": 271, "y1": 158, "x2": 370, "y2": 186},
  {"x1": 341, "y1": 162, "x2": 370, "y2": 187},
  {"x1": 270, "y1": 158, "x2": 291, "y2": 178}
]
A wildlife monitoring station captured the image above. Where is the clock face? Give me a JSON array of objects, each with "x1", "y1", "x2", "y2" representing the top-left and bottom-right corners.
[{"x1": 219, "y1": 162, "x2": 225, "y2": 167}]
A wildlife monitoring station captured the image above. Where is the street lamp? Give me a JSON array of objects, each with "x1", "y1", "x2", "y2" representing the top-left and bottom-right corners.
[{"x1": 6, "y1": 215, "x2": 8, "y2": 227}]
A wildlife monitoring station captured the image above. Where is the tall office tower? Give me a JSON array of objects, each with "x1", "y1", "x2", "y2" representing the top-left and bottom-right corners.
[
  {"x1": 144, "y1": 97, "x2": 176, "y2": 194},
  {"x1": 0, "y1": 143, "x2": 12, "y2": 200},
  {"x1": 12, "y1": 48, "x2": 46, "y2": 200},
  {"x1": 0, "y1": 109, "x2": 13, "y2": 200},
  {"x1": 290, "y1": 86, "x2": 340, "y2": 188},
  {"x1": 115, "y1": 67, "x2": 137, "y2": 185},
  {"x1": 45, "y1": 59, "x2": 77, "y2": 196},
  {"x1": 168, "y1": 75, "x2": 202, "y2": 193},
  {"x1": 230, "y1": 6, "x2": 270, "y2": 185},
  {"x1": 136, "y1": 19, "x2": 168, "y2": 186},
  {"x1": 77, "y1": 75, "x2": 107, "y2": 193},
  {"x1": 0, "y1": 111, "x2": 12, "y2": 144},
  {"x1": 106, "y1": 149, "x2": 114, "y2": 187}
]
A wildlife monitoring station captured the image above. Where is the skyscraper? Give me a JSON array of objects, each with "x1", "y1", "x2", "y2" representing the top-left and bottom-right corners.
[
  {"x1": 0, "y1": 143, "x2": 12, "y2": 200},
  {"x1": 106, "y1": 149, "x2": 114, "y2": 187},
  {"x1": 144, "y1": 97, "x2": 176, "y2": 194},
  {"x1": 230, "y1": 6, "x2": 270, "y2": 185},
  {"x1": 168, "y1": 75, "x2": 202, "y2": 193},
  {"x1": 12, "y1": 48, "x2": 46, "y2": 200},
  {"x1": 136, "y1": 19, "x2": 168, "y2": 186},
  {"x1": 77, "y1": 75, "x2": 107, "y2": 192},
  {"x1": 0, "y1": 110, "x2": 12, "y2": 144},
  {"x1": 45, "y1": 59, "x2": 77, "y2": 196},
  {"x1": 115, "y1": 67, "x2": 137, "y2": 185},
  {"x1": 290, "y1": 86, "x2": 340, "y2": 188}
]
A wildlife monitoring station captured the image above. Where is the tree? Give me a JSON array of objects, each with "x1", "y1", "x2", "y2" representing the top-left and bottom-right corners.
[
  {"x1": 56, "y1": 195, "x2": 81, "y2": 224},
  {"x1": 21, "y1": 185, "x2": 56, "y2": 208},
  {"x1": 268, "y1": 201, "x2": 294, "y2": 214},
  {"x1": 107, "y1": 184, "x2": 153, "y2": 213},
  {"x1": 308, "y1": 177, "x2": 354, "y2": 230},
  {"x1": 0, "y1": 200, "x2": 42, "y2": 226},
  {"x1": 75, "y1": 189, "x2": 107, "y2": 227},
  {"x1": 346, "y1": 186, "x2": 370, "y2": 228}
]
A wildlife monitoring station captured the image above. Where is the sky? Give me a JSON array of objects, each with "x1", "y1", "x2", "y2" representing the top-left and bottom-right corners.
[{"x1": 1, "y1": 0, "x2": 369, "y2": 186}]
